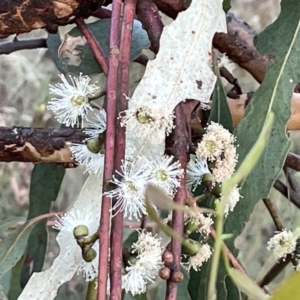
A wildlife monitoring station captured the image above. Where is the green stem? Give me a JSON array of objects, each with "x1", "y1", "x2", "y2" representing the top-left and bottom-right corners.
[
  {"x1": 78, "y1": 232, "x2": 99, "y2": 247},
  {"x1": 85, "y1": 277, "x2": 98, "y2": 300},
  {"x1": 207, "y1": 200, "x2": 224, "y2": 300}
]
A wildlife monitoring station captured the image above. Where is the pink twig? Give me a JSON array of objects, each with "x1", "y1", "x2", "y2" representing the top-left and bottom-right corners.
[
  {"x1": 76, "y1": 18, "x2": 109, "y2": 76},
  {"x1": 165, "y1": 103, "x2": 189, "y2": 300},
  {"x1": 97, "y1": 1, "x2": 122, "y2": 298},
  {"x1": 110, "y1": 1, "x2": 138, "y2": 299},
  {"x1": 136, "y1": 0, "x2": 164, "y2": 53}
]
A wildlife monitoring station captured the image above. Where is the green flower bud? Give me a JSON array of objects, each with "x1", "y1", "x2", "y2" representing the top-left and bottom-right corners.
[
  {"x1": 86, "y1": 138, "x2": 101, "y2": 154},
  {"x1": 211, "y1": 184, "x2": 222, "y2": 197},
  {"x1": 183, "y1": 238, "x2": 201, "y2": 256},
  {"x1": 82, "y1": 248, "x2": 97, "y2": 262},
  {"x1": 73, "y1": 225, "x2": 89, "y2": 239},
  {"x1": 202, "y1": 173, "x2": 213, "y2": 190},
  {"x1": 184, "y1": 218, "x2": 200, "y2": 235},
  {"x1": 127, "y1": 255, "x2": 138, "y2": 266}
]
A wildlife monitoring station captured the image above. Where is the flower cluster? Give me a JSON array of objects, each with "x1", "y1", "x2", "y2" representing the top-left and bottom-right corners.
[
  {"x1": 267, "y1": 229, "x2": 297, "y2": 261},
  {"x1": 47, "y1": 74, "x2": 106, "y2": 175},
  {"x1": 53, "y1": 207, "x2": 99, "y2": 281},
  {"x1": 122, "y1": 230, "x2": 163, "y2": 295},
  {"x1": 106, "y1": 155, "x2": 183, "y2": 220},
  {"x1": 187, "y1": 122, "x2": 241, "y2": 215}
]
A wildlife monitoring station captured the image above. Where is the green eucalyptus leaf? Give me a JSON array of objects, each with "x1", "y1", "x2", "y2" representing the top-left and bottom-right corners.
[
  {"x1": 188, "y1": 253, "x2": 240, "y2": 300},
  {"x1": 223, "y1": 0, "x2": 231, "y2": 12},
  {"x1": 271, "y1": 270, "x2": 300, "y2": 300},
  {"x1": 0, "y1": 257, "x2": 24, "y2": 300},
  {"x1": 21, "y1": 164, "x2": 65, "y2": 287},
  {"x1": 209, "y1": 58, "x2": 234, "y2": 132},
  {"x1": 228, "y1": 268, "x2": 267, "y2": 300},
  {"x1": 0, "y1": 217, "x2": 25, "y2": 237},
  {"x1": 47, "y1": 19, "x2": 150, "y2": 75},
  {"x1": 224, "y1": 0, "x2": 300, "y2": 255},
  {"x1": 0, "y1": 216, "x2": 43, "y2": 280}
]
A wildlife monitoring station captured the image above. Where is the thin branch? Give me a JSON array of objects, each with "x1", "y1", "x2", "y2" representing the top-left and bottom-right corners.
[
  {"x1": 209, "y1": 226, "x2": 246, "y2": 273},
  {"x1": 0, "y1": 126, "x2": 86, "y2": 163},
  {"x1": 136, "y1": 0, "x2": 164, "y2": 53},
  {"x1": 98, "y1": 0, "x2": 122, "y2": 298},
  {"x1": 0, "y1": 0, "x2": 104, "y2": 38},
  {"x1": 152, "y1": 0, "x2": 182, "y2": 19},
  {"x1": 0, "y1": 37, "x2": 47, "y2": 55},
  {"x1": 258, "y1": 256, "x2": 291, "y2": 287},
  {"x1": 213, "y1": 13, "x2": 269, "y2": 83},
  {"x1": 262, "y1": 198, "x2": 284, "y2": 231},
  {"x1": 76, "y1": 18, "x2": 109, "y2": 76},
  {"x1": 133, "y1": 53, "x2": 149, "y2": 66},
  {"x1": 110, "y1": 0, "x2": 137, "y2": 299},
  {"x1": 285, "y1": 153, "x2": 300, "y2": 172},
  {"x1": 91, "y1": 6, "x2": 112, "y2": 19},
  {"x1": 273, "y1": 179, "x2": 300, "y2": 209},
  {"x1": 285, "y1": 168, "x2": 300, "y2": 194},
  {"x1": 165, "y1": 102, "x2": 189, "y2": 300}
]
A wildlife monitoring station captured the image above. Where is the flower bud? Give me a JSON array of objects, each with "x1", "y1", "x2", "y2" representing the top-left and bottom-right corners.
[
  {"x1": 211, "y1": 184, "x2": 222, "y2": 197},
  {"x1": 159, "y1": 267, "x2": 171, "y2": 280},
  {"x1": 171, "y1": 271, "x2": 183, "y2": 283},
  {"x1": 127, "y1": 255, "x2": 138, "y2": 266},
  {"x1": 82, "y1": 248, "x2": 97, "y2": 262},
  {"x1": 73, "y1": 225, "x2": 89, "y2": 239},
  {"x1": 183, "y1": 238, "x2": 201, "y2": 256},
  {"x1": 162, "y1": 250, "x2": 173, "y2": 267},
  {"x1": 184, "y1": 218, "x2": 200, "y2": 235},
  {"x1": 136, "y1": 108, "x2": 153, "y2": 124},
  {"x1": 86, "y1": 138, "x2": 101, "y2": 154},
  {"x1": 202, "y1": 173, "x2": 213, "y2": 190}
]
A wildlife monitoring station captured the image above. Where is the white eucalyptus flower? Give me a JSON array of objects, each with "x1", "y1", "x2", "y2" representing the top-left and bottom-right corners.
[
  {"x1": 106, "y1": 157, "x2": 151, "y2": 220},
  {"x1": 69, "y1": 142, "x2": 104, "y2": 176},
  {"x1": 120, "y1": 96, "x2": 175, "y2": 143},
  {"x1": 47, "y1": 73, "x2": 100, "y2": 127},
  {"x1": 131, "y1": 230, "x2": 162, "y2": 255},
  {"x1": 148, "y1": 155, "x2": 183, "y2": 195},
  {"x1": 186, "y1": 157, "x2": 211, "y2": 191},
  {"x1": 218, "y1": 54, "x2": 235, "y2": 74},
  {"x1": 184, "y1": 243, "x2": 212, "y2": 271},
  {"x1": 212, "y1": 143, "x2": 238, "y2": 183},
  {"x1": 84, "y1": 109, "x2": 107, "y2": 140},
  {"x1": 267, "y1": 229, "x2": 296, "y2": 261},
  {"x1": 53, "y1": 208, "x2": 99, "y2": 281},
  {"x1": 222, "y1": 185, "x2": 241, "y2": 216},
  {"x1": 196, "y1": 122, "x2": 235, "y2": 162},
  {"x1": 122, "y1": 231, "x2": 162, "y2": 295}
]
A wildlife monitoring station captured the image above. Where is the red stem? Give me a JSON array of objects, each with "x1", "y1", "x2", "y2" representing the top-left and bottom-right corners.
[
  {"x1": 165, "y1": 103, "x2": 188, "y2": 300},
  {"x1": 97, "y1": 1, "x2": 122, "y2": 298},
  {"x1": 110, "y1": 1, "x2": 137, "y2": 299},
  {"x1": 92, "y1": 6, "x2": 112, "y2": 19},
  {"x1": 75, "y1": 18, "x2": 109, "y2": 76},
  {"x1": 136, "y1": 0, "x2": 164, "y2": 53}
]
